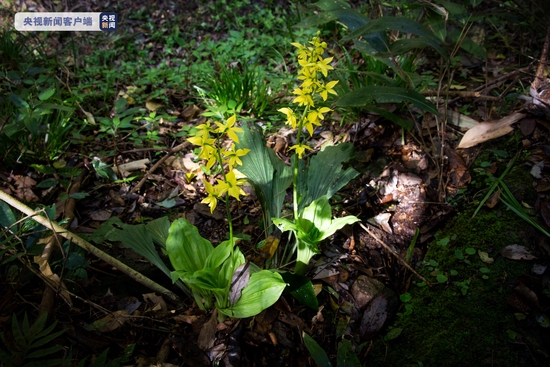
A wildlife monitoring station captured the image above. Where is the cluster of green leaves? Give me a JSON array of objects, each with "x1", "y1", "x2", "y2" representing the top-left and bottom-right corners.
[
  {"x1": 1, "y1": 30, "x2": 77, "y2": 165},
  {"x1": 0, "y1": 313, "x2": 66, "y2": 367},
  {"x1": 303, "y1": 332, "x2": 364, "y2": 367},
  {"x1": 293, "y1": 0, "x2": 502, "y2": 129},
  {"x1": 166, "y1": 218, "x2": 286, "y2": 319}
]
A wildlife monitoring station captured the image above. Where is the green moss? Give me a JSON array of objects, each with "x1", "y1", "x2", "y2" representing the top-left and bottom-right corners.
[{"x1": 368, "y1": 206, "x2": 544, "y2": 366}]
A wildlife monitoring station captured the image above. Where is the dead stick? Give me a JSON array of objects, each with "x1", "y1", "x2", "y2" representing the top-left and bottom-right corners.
[
  {"x1": 0, "y1": 190, "x2": 182, "y2": 305},
  {"x1": 38, "y1": 173, "x2": 85, "y2": 321},
  {"x1": 421, "y1": 90, "x2": 499, "y2": 100},
  {"x1": 359, "y1": 223, "x2": 432, "y2": 286},
  {"x1": 533, "y1": 24, "x2": 550, "y2": 91},
  {"x1": 130, "y1": 141, "x2": 191, "y2": 194}
]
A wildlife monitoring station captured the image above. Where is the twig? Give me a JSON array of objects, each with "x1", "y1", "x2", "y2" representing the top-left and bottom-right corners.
[
  {"x1": 130, "y1": 141, "x2": 191, "y2": 194},
  {"x1": 0, "y1": 190, "x2": 182, "y2": 305},
  {"x1": 38, "y1": 173, "x2": 85, "y2": 321},
  {"x1": 533, "y1": 24, "x2": 550, "y2": 91},
  {"x1": 447, "y1": 66, "x2": 532, "y2": 105},
  {"x1": 421, "y1": 90, "x2": 500, "y2": 100},
  {"x1": 359, "y1": 223, "x2": 432, "y2": 286}
]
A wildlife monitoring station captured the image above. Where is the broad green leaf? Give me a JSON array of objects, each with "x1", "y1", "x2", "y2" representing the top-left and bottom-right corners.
[
  {"x1": 9, "y1": 94, "x2": 30, "y2": 109},
  {"x1": 188, "y1": 268, "x2": 225, "y2": 292},
  {"x1": 295, "y1": 238, "x2": 319, "y2": 275},
  {"x1": 320, "y1": 215, "x2": 360, "y2": 241},
  {"x1": 219, "y1": 270, "x2": 286, "y2": 318},
  {"x1": 294, "y1": 12, "x2": 339, "y2": 29},
  {"x1": 365, "y1": 106, "x2": 414, "y2": 130},
  {"x1": 31, "y1": 164, "x2": 57, "y2": 174},
  {"x1": 0, "y1": 201, "x2": 16, "y2": 228},
  {"x1": 36, "y1": 178, "x2": 59, "y2": 188},
  {"x1": 388, "y1": 37, "x2": 440, "y2": 56},
  {"x1": 115, "y1": 98, "x2": 127, "y2": 114},
  {"x1": 272, "y1": 217, "x2": 299, "y2": 233},
  {"x1": 303, "y1": 332, "x2": 333, "y2": 367},
  {"x1": 337, "y1": 339, "x2": 362, "y2": 367},
  {"x1": 449, "y1": 29, "x2": 487, "y2": 60},
  {"x1": 336, "y1": 86, "x2": 438, "y2": 115},
  {"x1": 345, "y1": 16, "x2": 446, "y2": 57},
  {"x1": 38, "y1": 87, "x2": 56, "y2": 101},
  {"x1": 69, "y1": 192, "x2": 88, "y2": 199},
  {"x1": 434, "y1": 0, "x2": 467, "y2": 16},
  {"x1": 281, "y1": 272, "x2": 319, "y2": 310},
  {"x1": 166, "y1": 218, "x2": 213, "y2": 273},
  {"x1": 205, "y1": 239, "x2": 233, "y2": 269},
  {"x1": 24, "y1": 116, "x2": 41, "y2": 135},
  {"x1": 301, "y1": 196, "x2": 332, "y2": 239}
]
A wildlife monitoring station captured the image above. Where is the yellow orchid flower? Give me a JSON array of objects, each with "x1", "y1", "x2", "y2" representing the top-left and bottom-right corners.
[
  {"x1": 217, "y1": 170, "x2": 247, "y2": 201},
  {"x1": 278, "y1": 107, "x2": 298, "y2": 129},
  {"x1": 318, "y1": 80, "x2": 339, "y2": 101},
  {"x1": 201, "y1": 180, "x2": 219, "y2": 213},
  {"x1": 289, "y1": 144, "x2": 313, "y2": 159},
  {"x1": 222, "y1": 144, "x2": 250, "y2": 169},
  {"x1": 214, "y1": 114, "x2": 243, "y2": 143}
]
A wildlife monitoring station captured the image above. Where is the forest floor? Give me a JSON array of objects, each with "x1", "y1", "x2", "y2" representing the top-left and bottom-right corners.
[{"x1": 1, "y1": 0, "x2": 550, "y2": 366}]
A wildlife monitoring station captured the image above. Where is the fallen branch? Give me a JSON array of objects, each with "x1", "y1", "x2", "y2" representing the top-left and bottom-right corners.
[
  {"x1": 38, "y1": 173, "x2": 86, "y2": 321},
  {"x1": 359, "y1": 223, "x2": 432, "y2": 287},
  {"x1": 130, "y1": 141, "x2": 191, "y2": 194},
  {"x1": 0, "y1": 190, "x2": 182, "y2": 305}
]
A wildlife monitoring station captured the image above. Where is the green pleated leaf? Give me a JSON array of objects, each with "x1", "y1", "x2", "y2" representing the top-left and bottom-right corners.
[
  {"x1": 236, "y1": 122, "x2": 293, "y2": 235},
  {"x1": 145, "y1": 216, "x2": 170, "y2": 249},
  {"x1": 345, "y1": 16, "x2": 446, "y2": 57},
  {"x1": 336, "y1": 86, "x2": 438, "y2": 115},
  {"x1": 299, "y1": 143, "x2": 359, "y2": 211},
  {"x1": 101, "y1": 218, "x2": 174, "y2": 279}
]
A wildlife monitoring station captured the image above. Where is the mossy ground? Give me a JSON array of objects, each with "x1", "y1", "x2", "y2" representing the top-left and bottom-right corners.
[{"x1": 367, "y1": 143, "x2": 548, "y2": 366}]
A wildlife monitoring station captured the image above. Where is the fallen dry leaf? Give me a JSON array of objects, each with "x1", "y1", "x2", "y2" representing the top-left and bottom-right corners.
[
  {"x1": 198, "y1": 310, "x2": 218, "y2": 351},
  {"x1": 457, "y1": 112, "x2": 526, "y2": 149},
  {"x1": 93, "y1": 310, "x2": 130, "y2": 332},
  {"x1": 12, "y1": 175, "x2": 39, "y2": 202},
  {"x1": 360, "y1": 296, "x2": 388, "y2": 338},
  {"x1": 485, "y1": 189, "x2": 501, "y2": 209},
  {"x1": 500, "y1": 244, "x2": 537, "y2": 260},
  {"x1": 446, "y1": 109, "x2": 479, "y2": 130}
]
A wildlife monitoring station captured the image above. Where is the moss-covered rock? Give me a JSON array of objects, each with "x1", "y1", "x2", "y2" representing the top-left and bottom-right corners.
[{"x1": 367, "y1": 206, "x2": 546, "y2": 366}]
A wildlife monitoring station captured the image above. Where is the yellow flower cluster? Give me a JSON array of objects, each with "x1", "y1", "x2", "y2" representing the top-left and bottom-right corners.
[
  {"x1": 188, "y1": 115, "x2": 250, "y2": 213},
  {"x1": 278, "y1": 34, "x2": 338, "y2": 158}
]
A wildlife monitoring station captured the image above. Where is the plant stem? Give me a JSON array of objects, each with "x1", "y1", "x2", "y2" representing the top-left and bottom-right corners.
[
  {"x1": 214, "y1": 134, "x2": 233, "y2": 243},
  {"x1": 292, "y1": 105, "x2": 309, "y2": 220}
]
